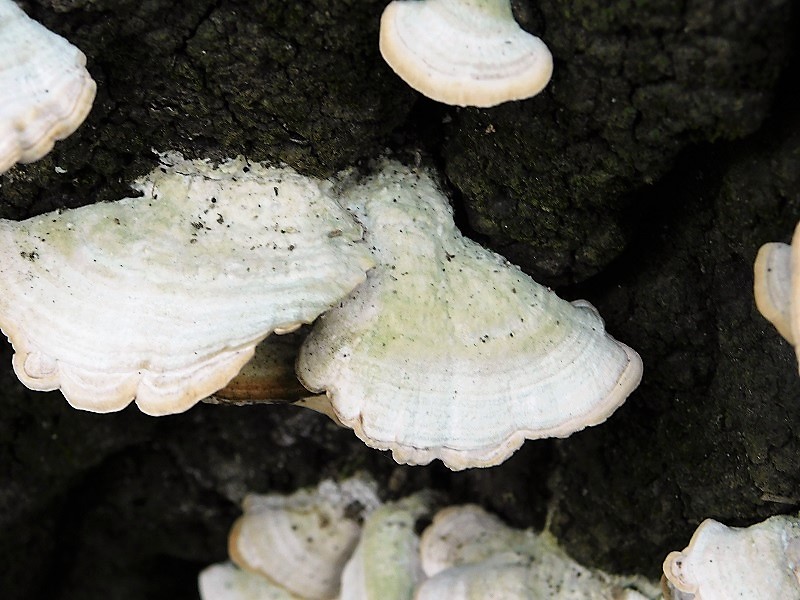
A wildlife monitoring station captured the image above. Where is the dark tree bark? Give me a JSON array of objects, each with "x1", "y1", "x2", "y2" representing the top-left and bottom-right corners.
[{"x1": 1, "y1": 0, "x2": 798, "y2": 597}]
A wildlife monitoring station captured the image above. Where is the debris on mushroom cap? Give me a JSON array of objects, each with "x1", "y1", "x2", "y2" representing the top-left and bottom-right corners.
[
  {"x1": 662, "y1": 515, "x2": 800, "y2": 600},
  {"x1": 0, "y1": 153, "x2": 374, "y2": 416},
  {"x1": 199, "y1": 562, "x2": 303, "y2": 600},
  {"x1": 297, "y1": 160, "x2": 642, "y2": 470},
  {"x1": 418, "y1": 504, "x2": 660, "y2": 599},
  {"x1": 0, "y1": 0, "x2": 96, "y2": 174},
  {"x1": 339, "y1": 492, "x2": 433, "y2": 600},
  {"x1": 379, "y1": 0, "x2": 553, "y2": 107},
  {"x1": 754, "y1": 240, "x2": 793, "y2": 344},
  {"x1": 228, "y1": 477, "x2": 381, "y2": 600}
]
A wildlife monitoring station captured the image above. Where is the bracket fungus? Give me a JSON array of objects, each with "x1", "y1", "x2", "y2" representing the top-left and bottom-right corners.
[
  {"x1": 297, "y1": 161, "x2": 642, "y2": 470},
  {"x1": 754, "y1": 231, "x2": 795, "y2": 345},
  {"x1": 0, "y1": 153, "x2": 373, "y2": 415},
  {"x1": 379, "y1": 0, "x2": 553, "y2": 107},
  {"x1": 662, "y1": 515, "x2": 800, "y2": 599},
  {"x1": 228, "y1": 477, "x2": 381, "y2": 600},
  {"x1": 339, "y1": 492, "x2": 433, "y2": 600},
  {"x1": 417, "y1": 504, "x2": 659, "y2": 599},
  {"x1": 0, "y1": 0, "x2": 96, "y2": 173},
  {"x1": 201, "y1": 480, "x2": 660, "y2": 599},
  {"x1": 199, "y1": 562, "x2": 302, "y2": 600}
]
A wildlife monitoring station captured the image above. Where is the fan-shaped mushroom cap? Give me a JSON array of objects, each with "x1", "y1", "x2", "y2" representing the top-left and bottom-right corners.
[
  {"x1": 419, "y1": 505, "x2": 529, "y2": 576},
  {"x1": 754, "y1": 241, "x2": 793, "y2": 343},
  {"x1": 229, "y1": 477, "x2": 381, "y2": 600},
  {"x1": 199, "y1": 562, "x2": 302, "y2": 600},
  {"x1": 0, "y1": 0, "x2": 96, "y2": 173},
  {"x1": 417, "y1": 505, "x2": 659, "y2": 599},
  {"x1": 662, "y1": 516, "x2": 800, "y2": 599},
  {"x1": 0, "y1": 153, "x2": 373, "y2": 415},
  {"x1": 379, "y1": 0, "x2": 553, "y2": 107},
  {"x1": 297, "y1": 161, "x2": 642, "y2": 470},
  {"x1": 339, "y1": 492, "x2": 433, "y2": 600}
]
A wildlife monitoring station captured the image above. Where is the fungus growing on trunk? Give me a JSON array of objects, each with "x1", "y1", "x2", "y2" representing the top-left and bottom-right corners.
[
  {"x1": 379, "y1": 0, "x2": 553, "y2": 107},
  {"x1": 0, "y1": 0, "x2": 96, "y2": 173},
  {"x1": 199, "y1": 562, "x2": 301, "y2": 600},
  {"x1": 339, "y1": 492, "x2": 434, "y2": 600},
  {"x1": 662, "y1": 515, "x2": 800, "y2": 599},
  {"x1": 0, "y1": 153, "x2": 373, "y2": 415},
  {"x1": 297, "y1": 161, "x2": 642, "y2": 470},
  {"x1": 417, "y1": 504, "x2": 659, "y2": 599},
  {"x1": 754, "y1": 235, "x2": 794, "y2": 344},
  {"x1": 228, "y1": 477, "x2": 381, "y2": 600}
]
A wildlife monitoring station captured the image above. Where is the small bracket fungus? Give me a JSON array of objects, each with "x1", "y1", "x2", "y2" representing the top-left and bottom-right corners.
[
  {"x1": 297, "y1": 161, "x2": 642, "y2": 470},
  {"x1": 228, "y1": 477, "x2": 381, "y2": 600},
  {"x1": 754, "y1": 235, "x2": 794, "y2": 344},
  {"x1": 0, "y1": 153, "x2": 373, "y2": 416},
  {"x1": 379, "y1": 0, "x2": 553, "y2": 107},
  {"x1": 339, "y1": 492, "x2": 433, "y2": 600},
  {"x1": 199, "y1": 562, "x2": 302, "y2": 600},
  {"x1": 417, "y1": 504, "x2": 659, "y2": 599},
  {"x1": 662, "y1": 515, "x2": 800, "y2": 599},
  {"x1": 200, "y1": 484, "x2": 659, "y2": 599},
  {"x1": 0, "y1": 0, "x2": 96, "y2": 173}
]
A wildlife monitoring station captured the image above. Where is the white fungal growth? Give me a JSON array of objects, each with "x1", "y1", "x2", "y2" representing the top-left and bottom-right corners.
[
  {"x1": 0, "y1": 0, "x2": 96, "y2": 173},
  {"x1": 379, "y1": 0, "x2": 553, "y2": 107},
  {"x1": 228, "y1": 477, "x2": 381, "y2": 600},
  {"x1": 755, "y1": 239, "x2": 794, "y2": 344},
  {"x1": 0, "y1": 153, "x2": 374, "y2": 415},
  {"x1": 297, "y1": 160, "x2": 642, "y2": 470},
  {"x1": 663, "y1": 515, "x2": 800, "y2": 599},
  {"x1": 417, "y1": 505, "x2": 660, "y2": 599}
]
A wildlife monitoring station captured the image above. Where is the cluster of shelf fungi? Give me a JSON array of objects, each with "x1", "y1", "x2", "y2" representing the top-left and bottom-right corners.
[{"x1": 2, "y1": 0, "x2": 799, "y2": 598}]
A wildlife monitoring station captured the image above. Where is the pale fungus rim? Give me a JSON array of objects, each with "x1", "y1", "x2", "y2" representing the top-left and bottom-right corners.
[{"x1": 379, "y1": 0, "x2": 554, "y2": 107}]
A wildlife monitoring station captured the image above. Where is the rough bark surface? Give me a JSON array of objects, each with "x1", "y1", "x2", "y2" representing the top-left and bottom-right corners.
[{"x1": 1, "y1": 0, "x2": 799, "y2": 597}]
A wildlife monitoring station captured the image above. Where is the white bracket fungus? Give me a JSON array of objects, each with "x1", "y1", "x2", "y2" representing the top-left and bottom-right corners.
[
  {"x1": 417, "y1": 504, "x2": 660, "y2": 599},
  {"x1": 228, "y1": 477, "x2": 381, "y2": 600},
  {"x1": 339, "y1": 492, "x2": 433, "y2": 600},
  {"x1": 297, "y1": 161, "x2": 642, "y2": 470},
  {"x1": 0, "y1": 153, "x2": 373, "y2": 416},
  {"x1": 200, "y1": 482, "x2": 660, "y2": 600},
  {"x1": 0, "y1": 0, "x2": 96, "y2": 173},
  {"x1": 754, "y1": 235, "x2": 794, "y2": 345},
  {"x1": 662, "y1": 515, "x2": 800, "y2": 599},
  {"x1": 379, "y1": 0, "x2": 553, "y2": 107},
  {"x1": 199, "y1": 562, "x2": 302, "y2": 600}
]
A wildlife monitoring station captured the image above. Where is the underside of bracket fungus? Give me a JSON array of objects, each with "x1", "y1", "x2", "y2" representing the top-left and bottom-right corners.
[
  {"x1": 228, "y1": 477, "x2": 381, "y2": 600},
  {"x1": 206, "y1": 329, "x2": 341, "y2": 424},
  {"x1": 297, "y1": 161, "x2": 642, "y2": 470},
  {"x1": 417, "y1": 504, "x2": 659, "y2": 599},
  {"x1": 210, "y1": 329, "x2": 315, "y2": 405},
  {"x1": 662, "y1": 515, "x2": 800, "y2": 599},
  {"x1": 0, "y1": 0, "x2": 96, "y2": 174},
  {"x1": 754, "y1": 229, "x2": 796, "y2": 345},
  {"x1": 379, "y1": 0, "x2": 553, "y2": 107},
  {"x1": 0, "y1": 153, "x2": 373, "y2": 416}
]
